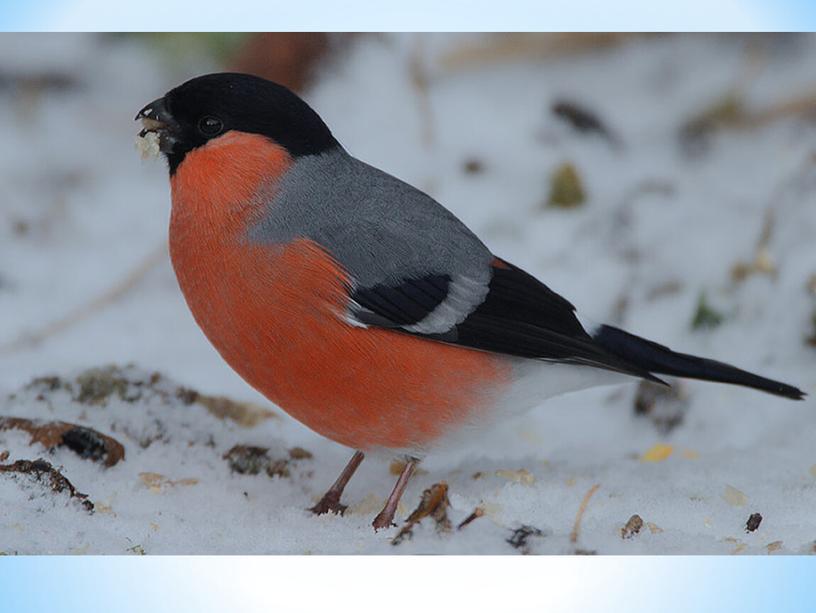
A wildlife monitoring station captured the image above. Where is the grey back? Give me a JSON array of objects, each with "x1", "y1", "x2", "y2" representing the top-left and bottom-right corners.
[{"x1": 247, "y1": 148, "x2": 493, "y2": 289}]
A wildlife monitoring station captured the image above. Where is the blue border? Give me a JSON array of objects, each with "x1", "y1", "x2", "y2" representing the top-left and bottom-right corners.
[
  {"x1": 1, "y1": 0, "x2": 816, "y2": 32},
  {"x1": 1, "y1": 556, "x2": 814, "y2": 612}
]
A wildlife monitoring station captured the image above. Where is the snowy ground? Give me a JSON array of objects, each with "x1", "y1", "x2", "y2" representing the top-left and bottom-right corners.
[{"x1": 0, "y1": 33, "x2": 815, "y2": 554}]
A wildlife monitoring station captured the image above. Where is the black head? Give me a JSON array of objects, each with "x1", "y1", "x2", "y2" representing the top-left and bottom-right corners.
[{"x1": 136, "y1": 72, "x2": 339, "y2": 174}]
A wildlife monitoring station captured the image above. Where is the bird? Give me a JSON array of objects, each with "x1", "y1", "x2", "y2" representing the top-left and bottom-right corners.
[{"x1": 136, "y1": 72, "x2": 805, "y2": 530}]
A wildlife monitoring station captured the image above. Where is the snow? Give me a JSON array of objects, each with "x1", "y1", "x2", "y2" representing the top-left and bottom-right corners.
[{"x1": 0, "y1": 33, "x2": 815, "y2": 554}]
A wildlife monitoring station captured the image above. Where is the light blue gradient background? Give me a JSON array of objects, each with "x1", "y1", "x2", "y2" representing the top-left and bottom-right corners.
[
  {"x1": 1, "y1": 2, "x2": 814, "y2": 610},
  {"x1": 0, "y1": 556, "x2": 814, "y2": 611},
  {"x1": 0, "y1": 0, "x2": 814, "y2": 30}
]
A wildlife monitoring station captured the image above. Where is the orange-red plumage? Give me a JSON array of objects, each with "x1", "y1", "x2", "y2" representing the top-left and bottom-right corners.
[{"x1": 169, "y1": 133, "x2": 512, "y2": 451}]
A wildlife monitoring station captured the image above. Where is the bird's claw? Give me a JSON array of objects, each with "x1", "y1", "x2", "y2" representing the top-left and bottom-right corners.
[
  {"x1": 309, "y1": 493, "x2": 348, "y2": 516},
  {"x1": 371, "y1": 512, "x2": 396, "y2": 531}
]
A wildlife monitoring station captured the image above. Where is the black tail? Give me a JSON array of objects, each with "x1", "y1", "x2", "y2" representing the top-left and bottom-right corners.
[{"x1": 593, "y1": 324, "x2": 805, "y2": 400}]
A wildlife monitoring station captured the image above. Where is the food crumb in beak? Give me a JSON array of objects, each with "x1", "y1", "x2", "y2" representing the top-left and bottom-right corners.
[{"x1": 135, "y1": 130, "x2": 161, "y2": 160}]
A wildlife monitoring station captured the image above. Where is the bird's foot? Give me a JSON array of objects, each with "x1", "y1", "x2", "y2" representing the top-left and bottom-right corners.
[
  {"x1": 309, "y1": 492, "x2": 348, "y2": 516},
  {"x1": 371, "y1": 509, "x2": 396, "y2": 531},
  {"x1": 371, "y1": 457, "x2": 418, "y2": 531}
]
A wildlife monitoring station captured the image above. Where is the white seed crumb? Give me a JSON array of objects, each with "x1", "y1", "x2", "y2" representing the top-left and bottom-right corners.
[{"x1": 135, "y1": 131, "x2": 161, "y2": 160}]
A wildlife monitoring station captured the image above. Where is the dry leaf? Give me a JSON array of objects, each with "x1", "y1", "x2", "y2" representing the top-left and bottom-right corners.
[
  {"x1": 547, "y1": 162, "x2": 586, "y2": 209},
  {"x1": 288, "y1": 447, "x2": 313, "y2": 460},
  {"x1": 0, "y1": 459, "x2": 93, "y2": 512},
  {"x1": 641, "y1": 443, "x2": 674, "y2": 463},
  {"x1": 0, "y1": 417, "x2": 125, "y2": 467},
  {"x1": 620, "y1": 514, "x2": 644, "y2": 539},
  {"x1": 723, "y1": 485, "x2": 748, "y2": 507},
  {"x1": 766, "y1": 540, "x2": 783, "y2": 553},
  {"x1": 190, "y1": 393, "x2": 276, "y2": 427},
  {"x1": 495, "y1": 468, "x2": 535, "y2": 485},
  {"x1": 392, "y1": 482, "x2": 451, "y2": 545},
  {"x1": 139, "y1": 472, "x2": 198, "y2": 493}
]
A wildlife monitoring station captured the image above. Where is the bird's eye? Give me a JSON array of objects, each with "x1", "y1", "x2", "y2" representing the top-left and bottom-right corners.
[{"x1": 198, "y1": 116, "x2": 223, "y2": 136}]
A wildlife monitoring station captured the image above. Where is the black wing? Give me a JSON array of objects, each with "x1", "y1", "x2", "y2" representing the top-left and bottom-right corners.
[
  {"x1": 351, "y1": 274, "x2": 452, "y2": 328},
  {"x1": 349, "y1": 257, "x2": 662, "y2": 382}
]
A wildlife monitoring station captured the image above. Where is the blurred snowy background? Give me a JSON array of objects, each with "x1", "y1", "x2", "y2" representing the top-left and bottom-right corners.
[{"x1": 0, "y1": 33, "x2": 814, "y2": 554}]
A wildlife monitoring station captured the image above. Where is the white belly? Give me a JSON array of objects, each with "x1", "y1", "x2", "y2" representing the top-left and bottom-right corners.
[{"x1": 396, "y1": 359, "x2": 634, "y2": 459}]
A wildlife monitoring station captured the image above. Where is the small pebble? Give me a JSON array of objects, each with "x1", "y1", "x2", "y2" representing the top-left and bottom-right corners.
[{"x1": 745, "y1": 512, "x2": 763, "y2": 533}]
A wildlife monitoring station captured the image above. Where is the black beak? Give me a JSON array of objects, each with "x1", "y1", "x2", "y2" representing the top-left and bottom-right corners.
[
  {"x1": 136, "y1": 96, "x2": 180, "y2": 155},
  {"x1": 135, "y1": 96, "x2": 176, "y2": 136}
]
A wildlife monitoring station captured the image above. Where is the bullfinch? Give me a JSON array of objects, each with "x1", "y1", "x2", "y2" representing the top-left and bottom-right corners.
[{"x1": 137, "y1": 73, "x2": 805, "y2": 530}]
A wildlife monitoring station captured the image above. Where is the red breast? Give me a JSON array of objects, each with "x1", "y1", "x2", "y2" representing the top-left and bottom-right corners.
[{"x1": 169, "y1": 132, "x2": 512, "y2": 451}]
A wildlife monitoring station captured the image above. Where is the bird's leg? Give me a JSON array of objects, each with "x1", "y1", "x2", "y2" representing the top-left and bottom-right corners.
[
  {"x1": 309, "y1": 450, "x2": 365, "y2": 516},
  {"x1": 372, "y1": 457, "x2": 418, "y2": 530}
]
